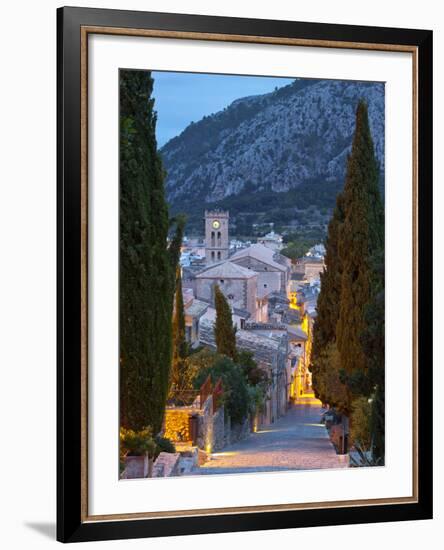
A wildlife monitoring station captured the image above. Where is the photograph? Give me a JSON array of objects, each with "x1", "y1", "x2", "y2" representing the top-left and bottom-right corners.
[{"x1": 118, "y1": 68, "x2": 386, "y2": 479}]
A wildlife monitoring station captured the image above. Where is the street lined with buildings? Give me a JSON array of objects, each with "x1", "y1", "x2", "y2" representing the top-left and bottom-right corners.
[{"x1": 180, "y1": 209, "x2": 325, "y2": 426}]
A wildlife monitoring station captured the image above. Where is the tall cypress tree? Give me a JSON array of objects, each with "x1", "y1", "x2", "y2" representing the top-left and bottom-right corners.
[
  {"x1": 311, "y1": 192, "x2": 345, "y2": 404},
  {"x1": 119, "y1": 69, "x2": 183, "y2": 433},
  {"x1": 336, "y1": 101, "x2": 384, "y2": 414},
  {"x1": 214, "y1": 285, "x2": 237, "y2": 360},
  {"x1": 169, "y1": 265, "x2": 189, "y2": 392}
]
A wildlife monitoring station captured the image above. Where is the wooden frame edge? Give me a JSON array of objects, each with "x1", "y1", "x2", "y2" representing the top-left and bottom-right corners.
[
  {"x1": 82, "y1": 25, "x2": 419, "y2": 53},
  {"x1": 60, "y1": 13, "x2": 430, "y2": 540}
]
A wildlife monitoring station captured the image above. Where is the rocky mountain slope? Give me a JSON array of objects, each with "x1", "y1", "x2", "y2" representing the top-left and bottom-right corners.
[{"x1": 160, "y1": 78, "x2": 384, "y2": 234}]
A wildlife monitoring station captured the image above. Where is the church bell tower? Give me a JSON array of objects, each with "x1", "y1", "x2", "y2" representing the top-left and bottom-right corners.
[{"x1": 205, "y1": 210, "x2": 229, "y2": 264}]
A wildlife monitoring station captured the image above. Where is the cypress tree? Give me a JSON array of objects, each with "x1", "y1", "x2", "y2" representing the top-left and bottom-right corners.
[
  {"x1": 362, "y1": 250, "x2": 385, "y2": 461},
  {"x1": 170, "y1": 265, "x2": 189, "y2": 392},
  {"x1": 336, "y1": 101, "x2": 384, "y2": 414},
  {"x1": 311, "y1": 192, "x2": 345, "y2": 404},
  {"x1": 311, "y1": 100, "x2": 384, "y2": 421},
  {"x1": 119, "y1": 69, "x2": 183, "y2": 433},
  {"x1": 214, "y1": 285, "x2": 237, "y2": 360}
]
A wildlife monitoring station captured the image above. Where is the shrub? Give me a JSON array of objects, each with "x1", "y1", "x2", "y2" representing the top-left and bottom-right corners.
[
  {"x1": 154, "y1": 435, "x2": 176, "y2": 458},
  {"x1": 120, "y1": 427, "x2": 156, "y2": 457},
  {"x1": 350, "y1": 397, "x2": 372, "y2": 450}
]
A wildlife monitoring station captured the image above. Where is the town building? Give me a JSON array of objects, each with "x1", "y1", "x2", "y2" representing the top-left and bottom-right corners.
[
  {"x1": 230, "y1": 243, "x2": 292, "y2": 296},
  {"x1": 294, "y1": 256, "x2": 325, "y2": 283},
  {"x1": 257, "y1": 230, "x2": 284, "y2": 251},
  {"x1": 194, "y1": 261, "x2": 259, "y2": 321},
  {"x1": 204, "y1": 210, "x2": 229, "y2": 264},
  {"x1": 182, "y1": 288, "x2": 209, "y2": 346}
]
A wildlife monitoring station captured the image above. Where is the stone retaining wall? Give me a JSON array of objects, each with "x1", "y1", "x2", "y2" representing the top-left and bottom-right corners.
[{"x1": 164, "y1": 408, "x2": 192, "y2": 442}]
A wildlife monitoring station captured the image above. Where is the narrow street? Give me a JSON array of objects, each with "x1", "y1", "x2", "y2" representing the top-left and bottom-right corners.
[{"x1": 193, "y1": 403, "x2": 348, "y2": 475}]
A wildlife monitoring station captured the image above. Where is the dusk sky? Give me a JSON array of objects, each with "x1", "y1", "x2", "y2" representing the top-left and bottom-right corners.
[{"x1": 152, "y1": 71, "x2": 295, "y2": 147}]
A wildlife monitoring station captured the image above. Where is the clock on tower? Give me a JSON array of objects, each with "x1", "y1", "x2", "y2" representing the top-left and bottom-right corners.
[{"x1": 205, "y1": 210, "x2": 229, "y2": 264}]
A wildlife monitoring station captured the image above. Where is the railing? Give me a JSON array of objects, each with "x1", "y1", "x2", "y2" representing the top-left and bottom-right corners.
[
  {"x1": 212, "y1": 378, "x2": 223, "y2": 413},
  {"x1": 199, "y1": 375, "x2": 212, "y2": 409},
  {"x1": 167, "y1": 375, "x2": 224, "y2": 412},
  {"x1": 166, "y1": 389, "x2": 199, "y2": 407}
]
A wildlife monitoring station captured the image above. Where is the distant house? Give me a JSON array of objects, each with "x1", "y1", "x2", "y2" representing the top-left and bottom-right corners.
[
  {"x1": 257, "y1": 231, "x2": 284, "y2": 252},
  {"x1": 182, "y1": 289, "x2": 209, "y2": 346},
  {"x1": 306, "y1": 243, "x2": 326, "y2": 258},
  {"x1": 294, "y1": 256, "x2": 325, "y2": 283}
]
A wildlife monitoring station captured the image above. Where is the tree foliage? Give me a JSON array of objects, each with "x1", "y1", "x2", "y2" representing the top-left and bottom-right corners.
[
  {"x1": 336, "y1": 101, "x2": 384, "y2": 411},
  {"x1": 311, "y1": 100, "x2": 385, "y2": 456},
  {"x1": 119, "y1": 69, "x2": 183, "y2": 433},
  {"x1": 119, "y1": 427, "x2": 156, "y2": 457},
  {"x1": 214, "y1": 285, "x2": 237, "y2": 360},
  {"x1": 281, "y1": 236, "x2": 321, "y2": 261},
  {"x1": 311, "y1": 191, "x2": 345, "y2": 404},
  {"x1": 349, "y1": 397, "x2": 372, "y2": 450},
  {"x1": 186, "y1": 348, "x2": 266, "y2": 425},
  {"x1": 237, "y1": 349, "x2": 269, "y2": 387},
  {"x1": 193, "y1": 354, "x2": 250, "y2": 425},
  {"x1": 312, "y1": 343, "x2": 349, "y2": 410},
  {"x1": 169, "y1": 265, "x2": 189, "y2": 393},
  {"x1": 361, "y1": 250, "x2": 385, "y2": 462}
]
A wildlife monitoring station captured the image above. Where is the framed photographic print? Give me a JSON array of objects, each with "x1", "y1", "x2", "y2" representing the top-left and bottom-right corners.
[{"x1": 57, "y1": 6, "x2": 433, "y2": 543}]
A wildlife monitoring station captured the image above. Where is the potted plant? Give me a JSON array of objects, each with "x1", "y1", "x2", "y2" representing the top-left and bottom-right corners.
[{"x1": 120, "y1": 427, "x2": 156, "y2": 478}]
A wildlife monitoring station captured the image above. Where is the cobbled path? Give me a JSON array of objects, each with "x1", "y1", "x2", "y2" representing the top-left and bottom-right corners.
[{"x1": 192, "y1": 403, "x2": 348, "y2": 475}]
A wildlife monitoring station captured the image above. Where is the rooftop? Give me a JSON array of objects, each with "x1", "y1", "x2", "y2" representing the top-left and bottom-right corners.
[
  {"x1": 195, "y1": 261, "x2": 257, "y2": 280},
  {"x1": 230, "y1": 243, "x2": 288, "y2": 272},
  {"x1": 298, "y1": 256, "x2": 324, "y2": 264},
  {"x1": 185, "y1": 299, "x2": 209, "y2": 318},
  {"x1": 286, "y1": 325, "x2": 308, "y2": 341}
]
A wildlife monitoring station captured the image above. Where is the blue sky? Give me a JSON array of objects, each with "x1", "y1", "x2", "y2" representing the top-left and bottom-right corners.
[{"x1": 152, "y1": 71, "x2": 295, "y2": 147}]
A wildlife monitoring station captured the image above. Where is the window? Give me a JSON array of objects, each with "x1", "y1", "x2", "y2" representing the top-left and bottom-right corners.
[
  {"x1": 240, "y1": 319, "x2": 246, "y2": 329},
  {"x1": 220, "y1": 279, "x2": 224, "y2": 284},
  {"x1": 264, "y1": 284, "x2": 268, "y2": 288},
  {"x1": 211, "y1": 251, "x2": 215, "y2": 259},
  {"x1": 227, "y1": 294, "x2": 234, "y2": 300},
  {"x1": 217, "y1": 251, "x2": 221, "y2": 260}
]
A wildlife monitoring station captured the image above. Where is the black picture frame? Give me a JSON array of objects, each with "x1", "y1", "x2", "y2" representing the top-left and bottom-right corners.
[{"x1": 57, "y1": 6, "x2": 433, "y2": 543}]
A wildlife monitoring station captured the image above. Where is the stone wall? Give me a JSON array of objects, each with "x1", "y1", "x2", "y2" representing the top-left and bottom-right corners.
[
  {"x1": 122, "y1": 455, "x2": 150, "y2": 479},
  {"x1": 196, "y1": 277, "x2": 249, "y2": 313},
  {"x1": 305, "y1": 262, "x2": 324, "y2": 282},
  {"x1": 152, "y1": 452, "x2": 181, "y2": 477},
  {"x1": 212, "y1": 406, "x2": 225, "y2": 451},
  {"x1": 164, "y1": 409, "x2": 192, "y2": 443},
  {"x1": 165, "y1": 396, "x2": 226, "y2": 454},
  {"x1": 196, "y1": 395, "x2": 213, "y2": 451},
  {"x1": 224, "y1": 416, "x2": 251, "y2": 446}
]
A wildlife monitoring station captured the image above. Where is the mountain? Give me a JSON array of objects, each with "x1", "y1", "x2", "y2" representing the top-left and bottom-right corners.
[{"x1": 160, "y1": 78, "x2": 384, "y2": 236}]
